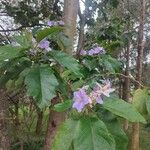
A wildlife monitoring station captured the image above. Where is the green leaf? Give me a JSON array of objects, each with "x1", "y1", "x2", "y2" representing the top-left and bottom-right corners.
[
  {"x1": 83, "y1": 58, "x2": 98, "y2": 71},
  {"x1": 36, "y1": 26, "x2": 63, "y2": 42},
  {"x1": 53, "y1": 100, "x2": 72, "y2": 112},
  {"x1": 101, "y1": 55, "x2": 121, "y2": 73},
  {"x1": 25, "y1": 65, "x2": 59, "y2": 108},
  {"x1": 56, "y1": 33, "x2": 72, "y2": 49},
  {"x1": 103, "y1": 98, "x2": 146, "y2": 123},
  {"x1": 14, "y1": 32, "x2": 32, "y2": 48},
  {"x1": 106, "y1": 120, "x2": 128, "y2": 150},
  {"x1": 52, "y1": 116, "x2": 115, "y2": 150},
  {"x1": 0, "y1": 45, "x2": 24, "y2": 64},
  {"x1": 0, "y1": 57, "x2": 31, "y2": 88},
  {"x1": 71, "y1": 80, "x2": 84, "y2": 91},
  {"x1": 50, "y1": 51, "x2": 82, "y2": 76},
  {"x1": 132, "y1": 89, "x2": 148, "y2": 114}
]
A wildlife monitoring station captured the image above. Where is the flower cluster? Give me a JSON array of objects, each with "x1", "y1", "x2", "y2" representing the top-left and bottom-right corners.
[
  {"x1": 80, "y1": 46, "x2": 106, "y2": 56},
  {"x1": 38, "y1": 39, "x2": 52, "y2": 52},
  {"x1": 72, "y1": 80, "x2": 115, "y2": 112},
  {"x1": 47, "y1": 20, "x2": 65, "y2": 27}
]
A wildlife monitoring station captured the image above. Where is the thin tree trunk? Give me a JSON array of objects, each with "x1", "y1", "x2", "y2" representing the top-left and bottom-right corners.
[
  {"x1": 123, "y1": 45, "x2": 130, "y2": 131},
  {"x1": 44, "y1": 1, "x2": 79, "y2": 149},
  {"x1": 131, "y1": 0, "x2": 145, "y2": 150},
  {"x1": 76, "y1": 3, "x2": 86, "y2": 56},
  {"x1": 44, "y1": 109, "x2": 66, "y2": 150},
  {"x1": 63, "y1": 0, "x2": 79, "y2": 54},
  {"x1": 0, "y1": 90, "x2": 10, "y2": 150}
]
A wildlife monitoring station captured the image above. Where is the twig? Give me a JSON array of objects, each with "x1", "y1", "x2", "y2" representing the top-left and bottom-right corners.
[
  {"x1": 85, "y1": 72, "x2": 150, "y2": 89},
  {"x1": 0, "y1": 23, "x2": 47, "y2": 32}
]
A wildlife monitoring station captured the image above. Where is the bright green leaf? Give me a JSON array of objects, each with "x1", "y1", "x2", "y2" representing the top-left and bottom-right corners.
[
  {"x1": 0, "y1": 57, "x2": 31, "y2": 88},
  {"x1": 106, "y1": 120, "x2": 128, "y2": 150},
  {"x1": 25, "y1": 65, "x2": 59, "y2": 108},
  {"x1": 53, "y1": 100, "x2": 72, "y2": 112},
  {"x1": 50, "y1": 51, "x2": 82, "y2": 76},
  {"x1": 52, "y1": 116, "x2": 115, "y2": 150},
  {"x1": 14, "y1": 32, "x2": 32, "y2": 49},
  {"x1": 0, "y1": 45, "x2": 24, "y2": 64},
  {"x1": 36, "y1": 26, "x2": 63, "y2": 42},
  {"x1": 71, "y1": 80, "x2": 84, "y2": 91},
  {"x1": 103, "y1": 98, "x2": 146, "y2": 123},
  {"x1": 132, "y1": 89, "x2": 148, "y2": 114}
]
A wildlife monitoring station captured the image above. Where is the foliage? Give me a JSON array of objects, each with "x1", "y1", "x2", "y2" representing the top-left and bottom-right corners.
[
  {"x1": 52, "y1": 116, "x2": 115, "y2": 150},
  {"x1": 25, "y1": 65, "x2": 59, "y2": 108},
  {"x1": 0, "y1": 0, "x2": 150, "y2": 148},
  {"x1": 103, "y1": 97, "x2": 146, "y2": 123}
]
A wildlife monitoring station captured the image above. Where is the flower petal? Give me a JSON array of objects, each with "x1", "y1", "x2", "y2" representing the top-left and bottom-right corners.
[{"x1": 96, "y1": 96, "x2": 103, "y2": 104}]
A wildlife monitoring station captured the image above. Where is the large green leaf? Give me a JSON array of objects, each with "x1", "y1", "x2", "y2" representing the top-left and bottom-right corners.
[
  {"x1": 14, "y1": 32, "x2": 32, "y2": 49},
  {"x1": 106, "y1": 120, "x2": 128, "y2": 150},
  {"x1": 0, "y1": 45, "x2": 24, "y2": 64},
  {"x1": 0, "y1": 57, "x2": 31, "y2": 88},
  {"x1": 25, "y1": 65, "x2": 59, "y2": 108},
  {"x1": 52, "y1": 116, "x2": 115, "y2": 150},
  {"x1": 50, "y1": 51, "x2": 82, "y2": 76},
  {"x1": 132, "y1": 89, "x2": 148, "y2": 114},
  {"x1": 100, "y1": 55, "x2": 121, "y2": 73},
  {"x1": 36, "y1": 26, "x2": 63, "y2": 42},
  {"x1": 103, "y1": 98, "x2": 146, "y2": 123},
  {"x1": 56, "y1": 32, "x2": 72, "y2": 50}
]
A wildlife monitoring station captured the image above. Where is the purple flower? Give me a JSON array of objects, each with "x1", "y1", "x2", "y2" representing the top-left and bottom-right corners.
[
  {"x1": 88, "y1": 49, "x2": 95, "y2": 55},
  {"x1": 88, "y1": 46, "x2": 106, "y2": 56},
  {"x1": 72, "y1": 89, "x2": 90, "y2": 112},
  {"x1": 90, "y1": 87, "x2": 103, "y2": 104},
  {"x1": 80, "y1": 50, "x2": 87, "y2": 56},
  {"x1": 94, "y1": 47, "x2": 104, "y2": 54},
  {"x1": 47, "y1": 21, "x2": 54, "y2": 26},
  {"x1": 96, "y1": 96, "x2": 103, "y2": 104},
  {"x1": 89, "y1": 80, "x2": 115, "y2": 105},
  {"x1": 38, "y1": 39, "x2": 51, "y2": 51},
  {"x1": 96, "y1": 81, "x2": 115, "y2": 97},
  {"x1": 57, "y1": 20, "x2": 65, "y2": 26}
]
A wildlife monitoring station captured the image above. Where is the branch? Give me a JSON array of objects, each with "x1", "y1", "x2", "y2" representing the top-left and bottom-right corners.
[
  {"x1": 0, "y1": 23, "x2": 46, "y2": 32},
  {"x1": 0, "y1": 24, "x2": 11, "y2": 43},
  {"x1": 85, "y1": 72, "x2": 149, "y2": 89}
]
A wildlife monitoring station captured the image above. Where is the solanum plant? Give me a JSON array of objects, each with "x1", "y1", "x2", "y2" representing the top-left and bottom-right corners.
[{"x1": 0, "y1": 20, "x2": 148, "y2": 150}]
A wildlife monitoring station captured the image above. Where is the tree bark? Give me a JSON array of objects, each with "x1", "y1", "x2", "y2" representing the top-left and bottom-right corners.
[
  {"x1": 131, "y1": 0, "x2": 145, "y2": 150},
  {"x1": 44, "y1": 109, "x2": 66, "y2": 150},
  {"x1": 0, "y1": 90, "x2": 10, "y2": 150},
  {"x1": 76, "y1": 3, "x2": 86, "y2": 56},
  {"x1": 44, "y1": 1, "x2": 79, "y2": 149},
  {"x1": 123, "y1": 45, "x2": 130, "y2": 131},
  {"x1": 63, "y1": 0, "x2": 79, "y2": 54}
]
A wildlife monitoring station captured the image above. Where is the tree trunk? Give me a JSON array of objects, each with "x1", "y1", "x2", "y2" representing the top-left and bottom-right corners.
[
  {"x1": 123, "y1": 45, "x2": 130, "y2": 131},
  {"x1": 131, "y1": 0, "x2": 145, "y2": 150},
  {"x1": 0, "y1": 90, "x2": 10, "y2": 150},
  {"x1": 76, "y1": 3, "x2": 86, "y2": 56},
  {"x1": 44, "y1": 109, "x2": 66, "y2": 150},
  {"x1": 63, "y1": 0, "x2": 79, "y2": 54},
  {"x1": 44, "y1": 1, "x2": 79, "y2": 149}
]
